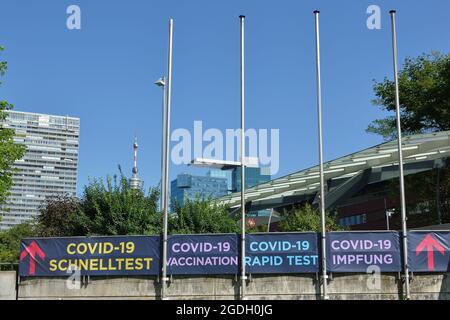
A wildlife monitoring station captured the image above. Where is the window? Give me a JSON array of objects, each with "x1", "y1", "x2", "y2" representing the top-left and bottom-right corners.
[{"x1": 339, "y1": 213, "x2": 367, "y2": 227}]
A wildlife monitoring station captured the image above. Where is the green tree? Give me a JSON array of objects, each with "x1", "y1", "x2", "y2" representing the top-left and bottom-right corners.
[
  {"x1": 246, "y1": 223, "x2": 270, "y2": 233},
  {"x1": 35, "y1": 195, "x2": 80, "y2": 237},
  {"x1": 75, "y1": 169, "x2": 161, "y2": 236},
  {"x1": 387, "y1": 163, "x2": 450, "y2": 229},
  {"x1": 279, "y1": 203, "x2": 344, "y2": 232},
  {"x1": 367, "y1": 52, "x2": 450, "y2": 140},
  {"x1": 0, "y1": 223, "x2": 36, "y2": 263},
  {"x1": 169, "y1": 197, "x2": 239, "y2": 234},
  {"x1": 0, "y1": 46, "x2": 26, "y2": 206}
]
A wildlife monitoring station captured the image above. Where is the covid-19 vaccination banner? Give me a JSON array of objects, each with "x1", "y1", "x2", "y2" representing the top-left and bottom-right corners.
[
  {"x1": 246, "y1": 233, "x2": 319, "y2": 273},
  {"x1": 167, "y1": 234, "x2": 239, "y2": 275},
  {"x1": 19, "y1": 236, "x2": 160, "y2": 277},
  {"x1": 327, "y1": 232, "x2": 401, "y2": 272}
]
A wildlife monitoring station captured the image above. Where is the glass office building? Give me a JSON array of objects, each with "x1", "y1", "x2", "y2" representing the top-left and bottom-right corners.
[
  {"x1": 231, "y1": 167, "x2": 271, "y2": 192},
  {"x1": 170, "y1": 173, "x2": 229, "y2": 207},
  {"x1": 170, "y1": 168, "x2": 270, "y2": 216},
  {"x1": 207, "y1": 169, "x2": 232, "y2": 192},
  {"x1": 231, "y1": 167, "x2": 271, "y2": 217},
  {"x1": 0, "y1": 110, "x2": 80, "y2": 230}
]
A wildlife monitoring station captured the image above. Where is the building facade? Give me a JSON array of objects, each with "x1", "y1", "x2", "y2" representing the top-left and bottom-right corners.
[
  {"x1": 231, "y1": 167, "x2": 271, "y2": 193},
  {"x1": 0, "y1": 110, "x2": 80, "y2": 230},
  {"x1": 207, "y1": 169, "x2": 232, "y2": 192},
  {"x1": 219, "y1": 131, "x2": 450, "y2": 230},
  {"x1": 170, "y1": 168, "x2": 271, "y2": 218},
  {"x1": 231, "y1": 167, "x2": 272, "y2": 217},
  {"x1": 170, "y1": 173, "x2": 228, "y2": 207}
]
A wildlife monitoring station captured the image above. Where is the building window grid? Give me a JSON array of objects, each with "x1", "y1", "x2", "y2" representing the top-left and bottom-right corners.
[{"x1": 1, "y1": 111, "x2": 80, "y2": 230}]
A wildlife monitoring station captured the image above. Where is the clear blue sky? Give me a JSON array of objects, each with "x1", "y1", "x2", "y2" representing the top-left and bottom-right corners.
[{"x1": 0, "y1": 0, "x2": 449, "y2": 196}]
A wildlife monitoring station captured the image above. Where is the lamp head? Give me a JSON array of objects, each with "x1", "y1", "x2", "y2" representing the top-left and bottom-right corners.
[{"x1": 154, "y1": 78, "x2": 165, "y2": 87}]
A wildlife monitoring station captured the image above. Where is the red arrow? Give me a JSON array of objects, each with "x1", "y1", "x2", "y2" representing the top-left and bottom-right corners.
[
  {"x1": 416, "y1": 234, "x2": 445, "y2": 271},
  {"x1": 20, "y1": 241, "x2": 45, "y2": 275}
]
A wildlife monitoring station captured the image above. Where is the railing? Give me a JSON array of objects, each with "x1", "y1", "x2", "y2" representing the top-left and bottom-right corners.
[{"x1": 0, "y1": 262, "x2": 19, "y2": 271}]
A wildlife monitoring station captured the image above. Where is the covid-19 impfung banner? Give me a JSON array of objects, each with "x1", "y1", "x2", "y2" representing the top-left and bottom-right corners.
[{"x1": 327, "y1": 232, "x2": 401, "y2": 272}]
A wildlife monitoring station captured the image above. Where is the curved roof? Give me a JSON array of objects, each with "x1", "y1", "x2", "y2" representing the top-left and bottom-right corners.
[{"x1": 219, "y1": 131, "x2": 450, "y2": 209}]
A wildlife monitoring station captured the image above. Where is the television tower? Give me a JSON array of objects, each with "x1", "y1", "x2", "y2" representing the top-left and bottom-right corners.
[{"x1": 129, "y1": 136, "x2": 143, "y2": 190}]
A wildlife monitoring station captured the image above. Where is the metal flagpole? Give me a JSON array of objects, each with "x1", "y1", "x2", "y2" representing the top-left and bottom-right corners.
[
  {"x1": 313, "y1": 10, "x2": 329, "y2": 300},
  {"x1": 436, "y1": 167, "x2": 442, "y2": 224},
  {"x1": 161, "y1": 18, "x2": 173, "y2": 300},
  {"x1": 389, "y1": 10, "x2": 410, "y2": 300},
  {"x1": 267, "y1": 208, "x2": 274, "y2": 232},
  {"x1": 239, "y1": 14, "x2": 247, "y2": 301}
]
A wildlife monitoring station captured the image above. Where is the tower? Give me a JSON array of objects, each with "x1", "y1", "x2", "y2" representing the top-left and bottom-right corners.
[{"x1": 129, "y1": 137, "x2": 143, "y2": 190}]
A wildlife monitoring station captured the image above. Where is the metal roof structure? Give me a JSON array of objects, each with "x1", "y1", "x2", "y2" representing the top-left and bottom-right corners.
[
  {"x1": 189, "y1": 157, "x2": 259, "y2": 170},
  {"x1": 219, "y1": 131, "x2": 450, "y2": 210}
]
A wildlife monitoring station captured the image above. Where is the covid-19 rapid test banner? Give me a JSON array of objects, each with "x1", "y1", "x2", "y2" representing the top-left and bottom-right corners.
[{"x1": 246, "y1": 233, "x2": 320, "y2": 273}]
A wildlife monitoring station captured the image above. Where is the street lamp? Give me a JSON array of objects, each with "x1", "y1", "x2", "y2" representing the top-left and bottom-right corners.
[
  {"x1": 159, "y1": 18, "x2": 174, "y2": 301},
  {"x1": 385, "y1": 209, "x2": 395, "y2": 230},
  {"x1": 155, "y1": 78, "x2": 165, "y2": 87},
  {"x1": 155, "y1": 76, "x2": 166, "y2": 212}
]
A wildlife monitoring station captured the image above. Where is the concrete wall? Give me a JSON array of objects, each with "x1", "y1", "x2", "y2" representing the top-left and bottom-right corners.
[
  {"x1": 12, "y1": 272, "x2": 450, "y2": 300},
  {"x1": 0, "y1": 271, "x2": 16, "y2": 300}
]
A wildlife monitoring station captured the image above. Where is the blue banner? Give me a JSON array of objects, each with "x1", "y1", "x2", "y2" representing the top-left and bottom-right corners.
[
  {"x1": 19, "y1": 236, "x2": 160, "y2": 277},
  {"x1": 246, "y1": 233, "x2": 319, "y2": 273},
  {"x1": 408, "y1": 231, "x2": 450, "y2": 272},
  {"x1": 22, "y1": 231, "x2": 450, "y2": 277},
  {"x1": 327, "y1": 232, "x2": 401, "y2": 272},
  {"x1": 167, "y1": 234, "x2": 238, "y2": 275}
]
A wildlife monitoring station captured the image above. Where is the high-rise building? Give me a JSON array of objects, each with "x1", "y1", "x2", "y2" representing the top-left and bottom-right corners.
[
  {"x1": 170, "y1": 173, "x2": 228, "y2": 207},
  {"x1": 231, "y1": 167, "x2": 272, "y2": 217},
  {"x1": 207, "y1": 169, "x2": 232, "y2": 192},
  {"x1": 0, "y1": 110, "x2": 80, "y2": 230},
  {"x1": 231, "y1": 167, "x2": 271, "y2": 192}
]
